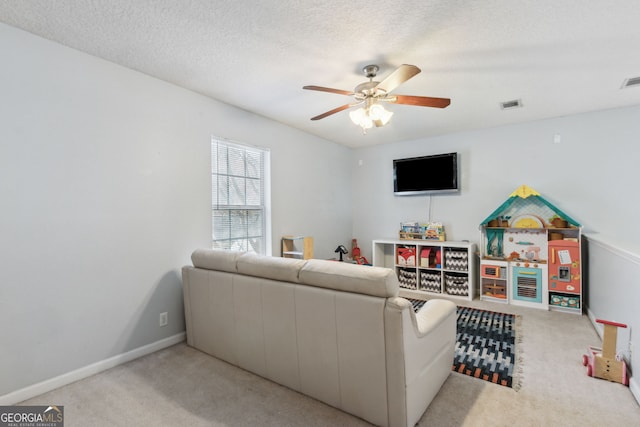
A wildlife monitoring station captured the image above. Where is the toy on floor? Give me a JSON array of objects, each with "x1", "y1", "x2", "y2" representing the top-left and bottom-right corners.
[
  {"x1": 351, "y1": 239, "x2": 370, "y2": 265},
  {"x1": 334, "y1": 244, "x2": 348, "y2": 261},
  {"x1": 582, "y1": 318, "x2": 628, "y2": 386}
]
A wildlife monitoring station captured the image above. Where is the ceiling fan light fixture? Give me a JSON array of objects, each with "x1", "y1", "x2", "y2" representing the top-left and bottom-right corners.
[
  {"x1": 369, "y1": 103, "x2": 393, "y2": 124},
  {"x1": 349, "y1": 107, "x2": 373, "y2": 130},
  {"x1": 349, "y1": 107, "x2": 366, "y2": 124},
  {"x1": 350, "y1": 103, "x2": 393, "y2": 132}
]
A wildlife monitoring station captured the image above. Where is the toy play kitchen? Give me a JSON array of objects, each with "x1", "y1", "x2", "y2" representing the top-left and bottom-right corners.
[{"x1": 479, "y1": 185, "x2": 583, "y2": 314}]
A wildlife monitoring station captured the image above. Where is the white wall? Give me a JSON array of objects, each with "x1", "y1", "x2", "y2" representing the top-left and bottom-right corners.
[
  {"x1": 0, "y1": 23, "x2": 351, "y2": 397},
  {"x1": 351, "y1": 105, "x2": 640, "y2": 257}
]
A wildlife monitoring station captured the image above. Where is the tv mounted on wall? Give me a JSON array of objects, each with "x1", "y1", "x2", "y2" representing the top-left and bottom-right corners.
[{"x1": 393, "y1": 152, "x2": 459, "y2": 196}]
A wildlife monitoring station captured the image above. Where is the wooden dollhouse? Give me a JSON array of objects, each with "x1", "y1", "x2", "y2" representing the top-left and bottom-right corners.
[{"x1": 479, "y1": 185, "x2": 582, "y2": 314}]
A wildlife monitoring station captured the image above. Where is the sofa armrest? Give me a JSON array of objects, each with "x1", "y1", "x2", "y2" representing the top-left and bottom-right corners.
[
  {"x1": 386, "y1": 297, "x2": 456, "y2": 338},
  {"x1": 413, "y1": 299, "x2": 457, "y2": 337},
  {"x1": 385, "y1": 297, "x2": 456, "y2": 427},
  {"x1": 398, "y1": 298, "x2": 456, "y2": 373}
]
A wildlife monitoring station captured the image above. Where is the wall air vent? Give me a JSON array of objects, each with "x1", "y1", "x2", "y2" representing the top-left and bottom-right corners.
[
  {"x1": 500, "y1": 99, "x2": 523, "y2": 110},
  {"x1": 621, "y1": 76, "x2": 640, "y2": 89}
]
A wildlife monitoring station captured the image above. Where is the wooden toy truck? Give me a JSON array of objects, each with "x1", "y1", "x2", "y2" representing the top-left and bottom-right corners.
[{"x1": 582, "y1": 318, "x2": 629, "y2": 385}]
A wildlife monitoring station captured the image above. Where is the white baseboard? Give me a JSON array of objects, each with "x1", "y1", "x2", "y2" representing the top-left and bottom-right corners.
[
  {"x1": 630, "y1": 377, "x2": 640, "y2": 406},
  {"x1": 0, "y1": 332, "x2": 185, "y2": 405}
]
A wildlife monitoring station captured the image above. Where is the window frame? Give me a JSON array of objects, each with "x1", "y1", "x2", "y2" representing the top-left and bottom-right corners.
[{"x1": 211, "y1": 137, "x2": 271, "y2": 255}]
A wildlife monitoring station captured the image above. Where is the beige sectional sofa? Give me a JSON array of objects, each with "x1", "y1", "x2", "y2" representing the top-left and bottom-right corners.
[{"x1": 182, "y1": 248, "x2": 456, "y2": 427}]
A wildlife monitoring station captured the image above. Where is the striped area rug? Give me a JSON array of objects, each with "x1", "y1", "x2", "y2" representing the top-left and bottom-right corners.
[{"x1": 409, "y1": 300, "x2": 522, "y2": 389}]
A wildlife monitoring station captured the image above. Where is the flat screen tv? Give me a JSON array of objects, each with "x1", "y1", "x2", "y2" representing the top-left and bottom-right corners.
[{"x1": 393, "y1": 152, "x2": 459, "y2": 196}]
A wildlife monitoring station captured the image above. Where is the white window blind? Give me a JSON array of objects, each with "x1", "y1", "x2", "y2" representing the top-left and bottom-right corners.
[{"x1": 211, "y1": 138, "x2": 269, "y2": 254}]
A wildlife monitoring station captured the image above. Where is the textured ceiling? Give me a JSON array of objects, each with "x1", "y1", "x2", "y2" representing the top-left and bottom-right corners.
[{"x1": 2, "y1": 0, "x2": 640, "y2": 148}]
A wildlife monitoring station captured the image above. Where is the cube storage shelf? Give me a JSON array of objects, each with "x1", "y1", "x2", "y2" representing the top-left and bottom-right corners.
[
  {"x1": 372, "y1": 238, "x2": 477, "y2": 301},
  {"x1": 281, "y1": 236, "x2": 313, "y2": 260}
]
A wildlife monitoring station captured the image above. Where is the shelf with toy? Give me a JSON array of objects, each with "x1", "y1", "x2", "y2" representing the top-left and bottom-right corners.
[{"x1": 373, "y1": 238, "x2": 476, "y2": 301}]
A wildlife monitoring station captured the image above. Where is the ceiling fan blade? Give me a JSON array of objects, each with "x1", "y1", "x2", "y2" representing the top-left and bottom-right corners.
[
  {"x1": 310, "y1": 104, "x2": 353, "y2": 120},
  {"x1": 389, "y1": 95, "x2": 451, "y2": 108},
  {"x1": 303, "y1": 85, "x2": 354, "y2": 96},
  {"x1": 375, "y1": 64, "x2": 421, "y2": 94}
]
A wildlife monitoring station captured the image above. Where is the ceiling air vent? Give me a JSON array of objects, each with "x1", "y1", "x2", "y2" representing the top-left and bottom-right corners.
[
  {"x1": 500, "y1": 99, "x2": 523, "y2": 110},
  {"x1": 621, "y1": 76, "x2": 640, "y2": 89}
]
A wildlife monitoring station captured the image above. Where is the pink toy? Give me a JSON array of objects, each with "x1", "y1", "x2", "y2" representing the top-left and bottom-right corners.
[{"x1": 582, "y1": 319, "x2": 628, "y2": 385}]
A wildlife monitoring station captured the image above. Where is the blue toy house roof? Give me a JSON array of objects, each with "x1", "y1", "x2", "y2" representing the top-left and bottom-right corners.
[{"x1": 480, "y1": 185, "x2": 580, "y2": 227}]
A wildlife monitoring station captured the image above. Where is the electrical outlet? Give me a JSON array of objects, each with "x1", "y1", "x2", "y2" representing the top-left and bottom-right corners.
[{"x1": 159, "y1": 312, "x2": 168, "y2": 327}]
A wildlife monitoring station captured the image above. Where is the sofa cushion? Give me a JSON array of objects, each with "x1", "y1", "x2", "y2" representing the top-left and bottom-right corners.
[
  {"x1": 236, "y1": 252, "x2": 306, "y2": 283},
  {"x1": 191, "y1": 248, "x2": 242, "y2": 273},
  {"x1": 299, "y1": 259, "x2": 399, "y2": 298}
]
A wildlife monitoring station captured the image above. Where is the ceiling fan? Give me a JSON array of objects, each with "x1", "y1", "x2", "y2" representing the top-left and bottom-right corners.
[{"x1": 303, "y1": 64, "x2": 450, "y2": 131}]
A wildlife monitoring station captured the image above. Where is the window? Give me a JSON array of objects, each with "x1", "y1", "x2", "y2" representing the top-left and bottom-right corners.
[{"x1": 211, "y1": 138, "x2": 270, "y2": 254}]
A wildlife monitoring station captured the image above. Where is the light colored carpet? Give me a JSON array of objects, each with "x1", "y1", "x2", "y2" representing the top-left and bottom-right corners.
[
  {"x1": 20, "y1": 298, "x2": 640, "y2": 426},
  {"x1": 421, "y1": 297, "x2": 640, "y2": 426}
]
